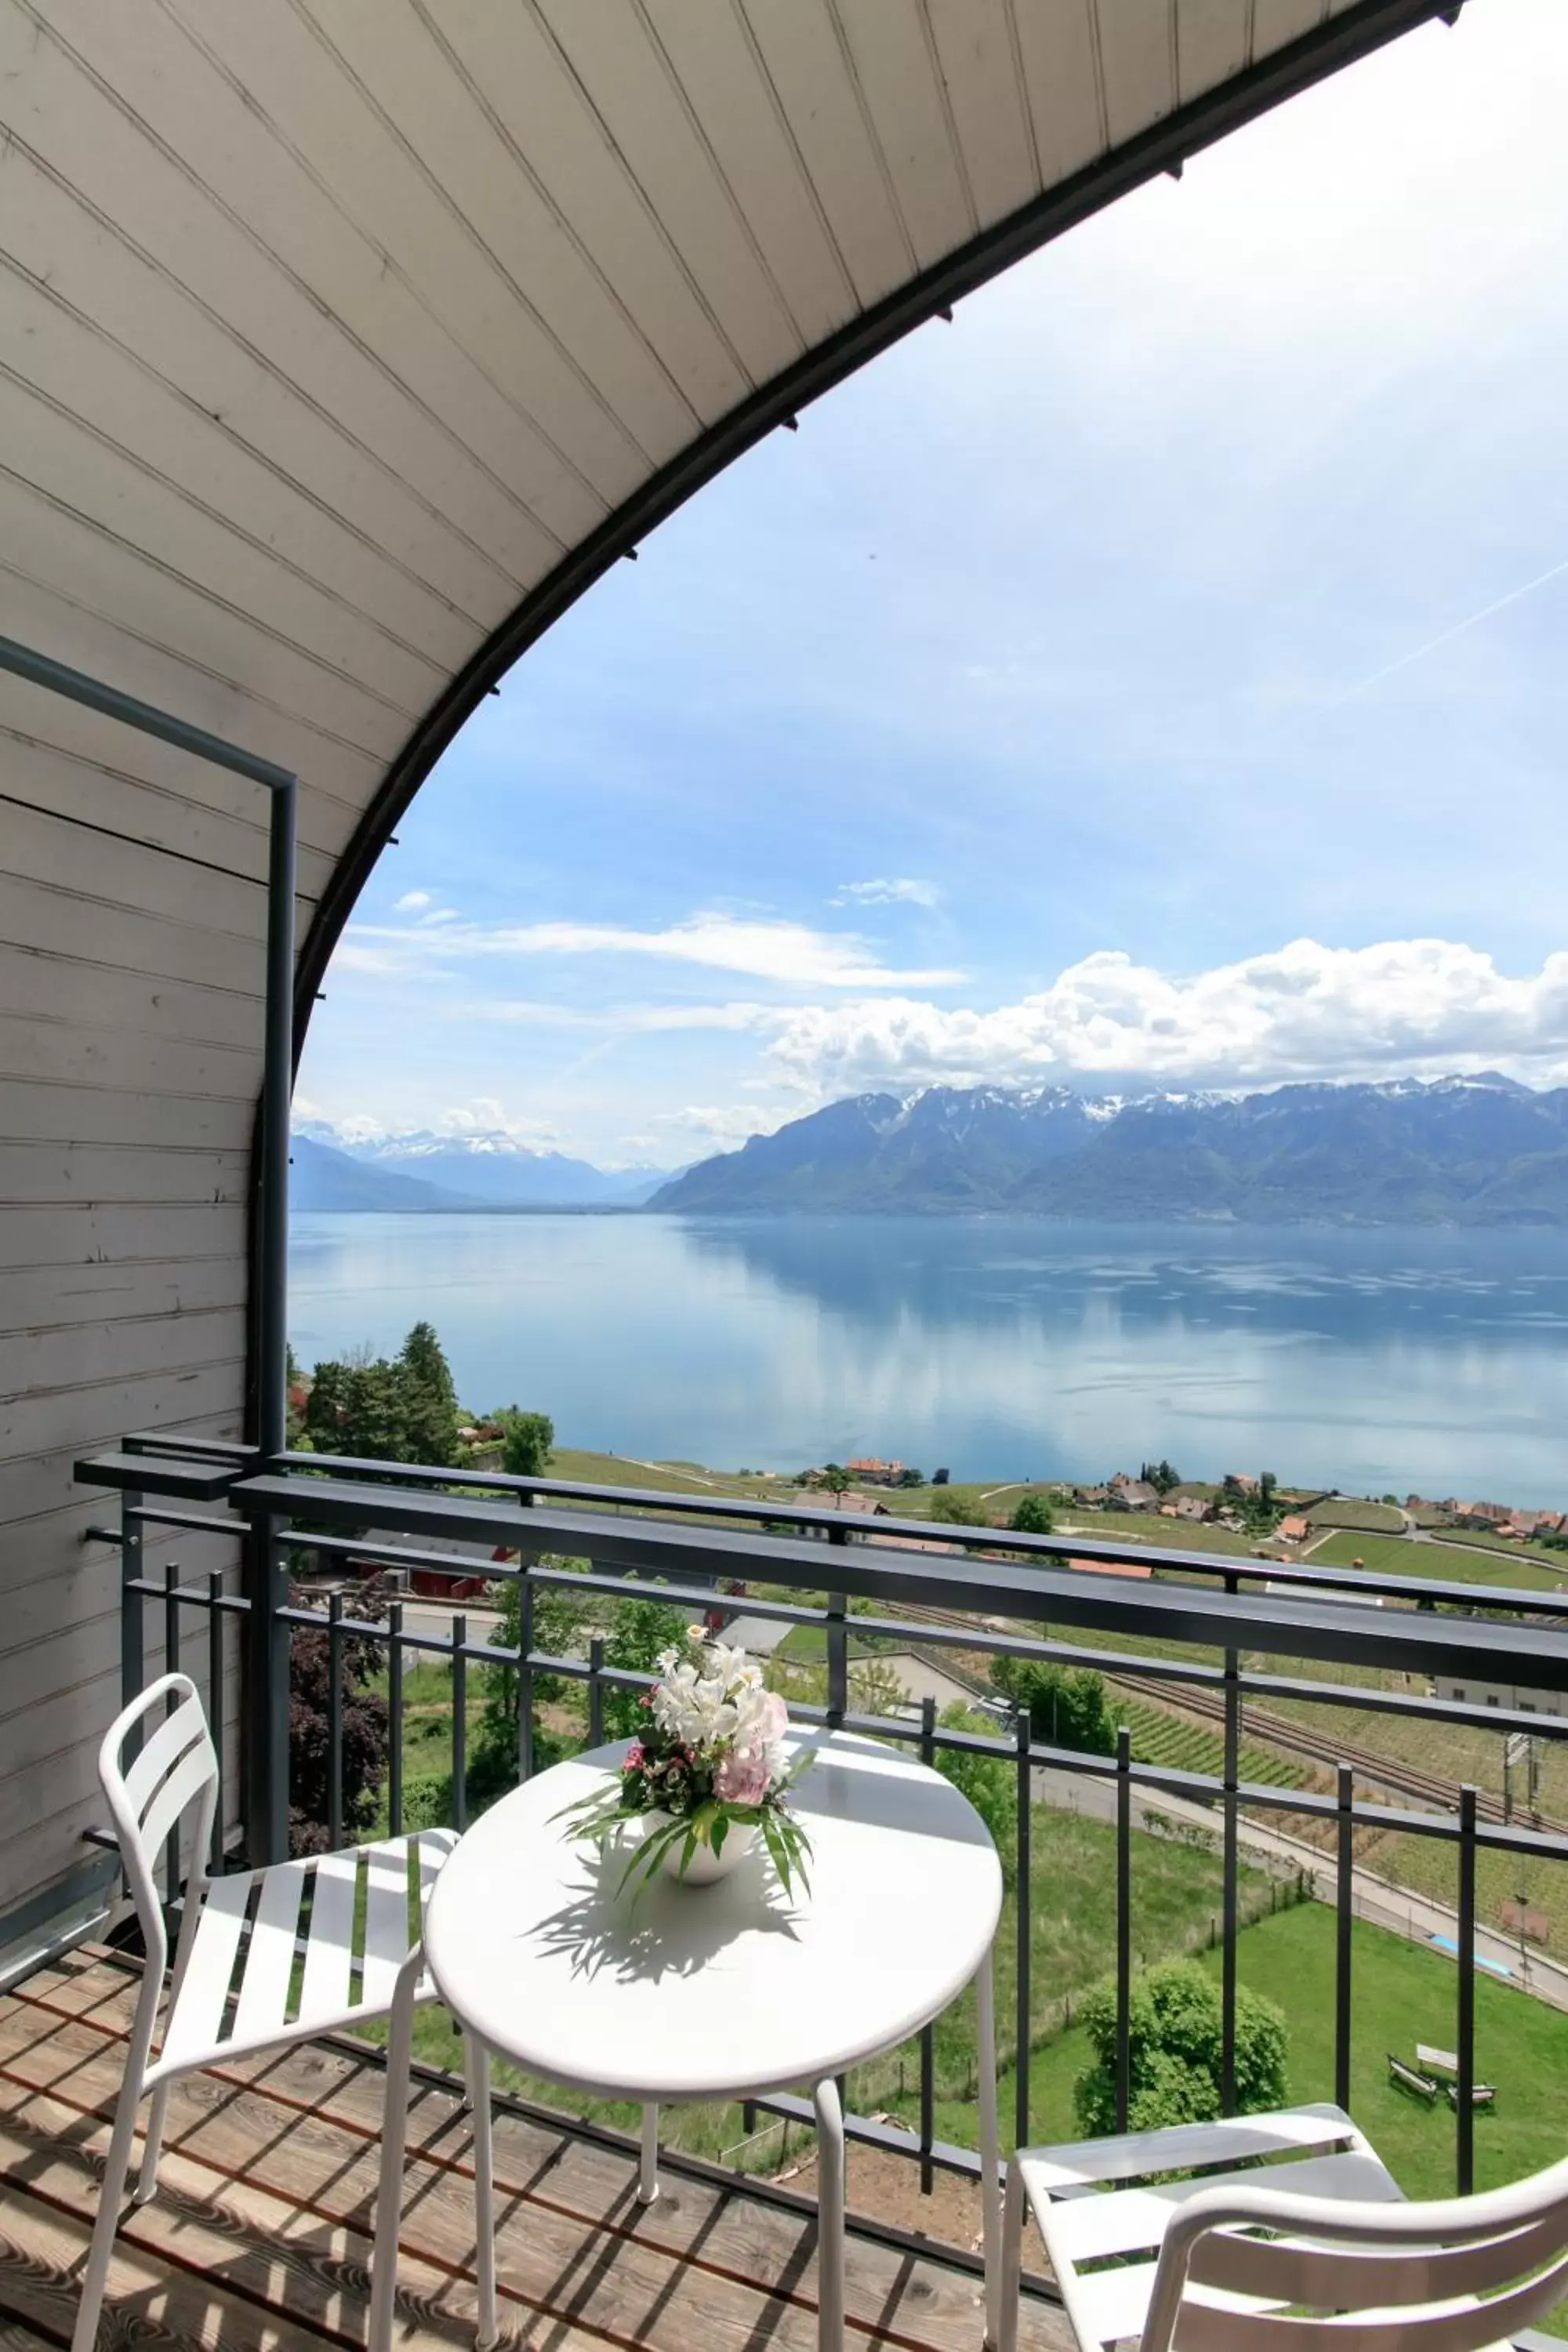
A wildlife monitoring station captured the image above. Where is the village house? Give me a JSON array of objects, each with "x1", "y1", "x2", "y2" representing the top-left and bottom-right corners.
[
  {"x1": 844, "y1": 1457, "x2": 906, "y2": 1486},
  {"x1": 1277, "y1": 1514, "x2": 1312, "y2": 1543}
]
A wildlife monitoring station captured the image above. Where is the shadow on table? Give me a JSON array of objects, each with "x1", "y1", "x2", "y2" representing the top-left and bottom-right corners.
[{"x1": 526, "y1": 1837, "x2": 804, "y2": 1984}]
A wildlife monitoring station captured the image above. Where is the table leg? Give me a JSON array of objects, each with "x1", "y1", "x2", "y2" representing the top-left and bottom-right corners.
[
  {"x1": 466, "y1": 2033, "x2": 497, "y2": 2347},
  {"x1": 975, "y1": 1945, "x2": 1003, "y2": 2348},
  {"x1": 814, "y1": 2075, "x2": 846, "y2": 2352},
  {"x1": 368, "y1": 1951, "x2": 421, "y2": 2352},
  {"x1": 640, "y1": 2103, "x2": 659, "y2": 2204}
]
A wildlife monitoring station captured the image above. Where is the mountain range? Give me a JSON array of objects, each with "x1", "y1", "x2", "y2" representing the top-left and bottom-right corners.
[
  {"x1": 292, "y1": 1124, "x2": 670, "y2": 1213},
  {"x1": 649, "y1": 1076, "x2": 1568, "y2": 1224}
]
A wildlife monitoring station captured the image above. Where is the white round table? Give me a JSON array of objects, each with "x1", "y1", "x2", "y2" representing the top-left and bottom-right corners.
[{"x1": 408, "y1": 1730, "x2": 1004, "y2": 2352}]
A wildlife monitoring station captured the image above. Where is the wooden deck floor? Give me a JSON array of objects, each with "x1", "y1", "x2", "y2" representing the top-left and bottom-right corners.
[{"x1": 0, "y1": 1949, "x2": 1069, "y2": 2352}]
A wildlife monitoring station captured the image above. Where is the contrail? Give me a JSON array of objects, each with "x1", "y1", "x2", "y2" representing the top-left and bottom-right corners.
[{"x1": 1330, "y1": 552, "x2": 1568, "y2": 705}]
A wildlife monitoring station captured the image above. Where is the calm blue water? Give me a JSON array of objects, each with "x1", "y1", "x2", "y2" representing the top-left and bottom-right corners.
[{"x1": 288, "y1": 1214, "x2": 1568, "y2": 1506}]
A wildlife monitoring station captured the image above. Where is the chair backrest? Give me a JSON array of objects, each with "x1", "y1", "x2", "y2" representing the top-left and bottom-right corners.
[
  {"x1": 1141, "y1": 2152, "x2": 1568, "y2": 2352},
  {"x1": 100, "y1": 1673, "x2": 220, "y2": 1976}
]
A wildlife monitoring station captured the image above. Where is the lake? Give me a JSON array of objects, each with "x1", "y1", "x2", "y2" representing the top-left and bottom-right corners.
[{"x1": 288, "y1": 1214, "x2": 1568, "y2": 1505}]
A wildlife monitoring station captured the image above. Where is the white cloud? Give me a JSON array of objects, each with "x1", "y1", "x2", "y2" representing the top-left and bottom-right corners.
[
  {"x1": 833, "y1": 877, "x2": 942, "y2": 909},
  {"x1": 343, "y1": 910, "x2": 964, "y2": 990},
  {"x1": 436, "y1": 1098, "x2": 558, "y2": 1141},
  {"x1": 419, "y1": 906, "x2": 461, "y2": 926},
  {"x1": 393, "y1": 889, "x2": 431, "y2": 913},
  {"x1": 764, "y1": 939, "x2": 1568, "y2": 1098},
  {"x1": 649, "y1": 1103, "x2": 793, "y2": 1150},
  {"x1": 456, "y1": 997, "x2": 785, "y2": 1035}
]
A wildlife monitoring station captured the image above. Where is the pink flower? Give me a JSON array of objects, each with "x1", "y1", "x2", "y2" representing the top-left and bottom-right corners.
[
  {"x1": 623, "y1": 1742, "x2": 644, "y2": 1771},
  {"x1": 715, "y1": 1748, "x2": 772, "y2": 1806}
]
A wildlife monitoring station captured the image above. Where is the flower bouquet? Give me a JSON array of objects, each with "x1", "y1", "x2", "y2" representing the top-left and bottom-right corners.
[{"x1": 557, "y1": 1628, "x2": 813, "y2": 1896}]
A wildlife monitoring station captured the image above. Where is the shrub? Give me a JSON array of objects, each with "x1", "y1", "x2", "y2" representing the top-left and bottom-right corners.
[
  {"x1": 934, "y1": 1706, "x2": 1014, "y2": 1878},
  {"x1": 1010, "y1": 1491, "x2": 1055, "y2": 1536},
  {"x1": 992, "y1": 1656, "x2": 1115, "y2": 1755},
  {"x1": 1073, "y1": 1958, "x2": 1288, "y2": 2137}
]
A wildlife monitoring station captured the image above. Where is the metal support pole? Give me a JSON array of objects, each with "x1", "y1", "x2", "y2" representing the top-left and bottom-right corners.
[{"x1": 257, "y1": 779, "x2": 296, "y2": 1464}]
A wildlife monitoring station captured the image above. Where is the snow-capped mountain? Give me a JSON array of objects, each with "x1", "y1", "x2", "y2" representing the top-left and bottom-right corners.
[
  {"x1": 649, "y1": 1075, "x2": 1568, "y2": 1223},
  {"x1": 292, "y1": 1120, "x2": 670, "y2": 1210}
]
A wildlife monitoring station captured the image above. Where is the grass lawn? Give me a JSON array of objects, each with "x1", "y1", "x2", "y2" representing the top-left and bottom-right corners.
[
  {"x1": 1308, "y1": 1529, "x2": 1565, "y2": 1592},
  {"x1": 1428, "y1": 1525, "x2": 1568, "y2": 1576},
  {"x1": 1306, "y1": 1498, "x2": 1407, "y2": 1534},
  {"x1": 953, "y1": 1901, "x2": 1568, "y2": 2201},
  {"x1": 547, "y1": 1446, "x2": 797, "y2": 1501}
]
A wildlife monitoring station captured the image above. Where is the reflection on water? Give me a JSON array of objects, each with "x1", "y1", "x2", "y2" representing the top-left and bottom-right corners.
[{"x1": 289, "y1": 1214, "x2": 1568, "y2": 1505}]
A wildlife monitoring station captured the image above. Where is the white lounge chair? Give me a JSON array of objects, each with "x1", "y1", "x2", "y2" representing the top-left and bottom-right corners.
[
  {"x1": 73, "y1": 1672, "x2": 481, "y2": 2352},
  {"x1": 998, "y1": 2100, "x2": 1568, "y2": 2352}
]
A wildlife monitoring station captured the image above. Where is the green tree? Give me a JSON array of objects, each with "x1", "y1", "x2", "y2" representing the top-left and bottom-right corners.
[
  {"x1": 473, "y1": 1556, "x2": 590, "y2": 1798},
  {"x1": 992, "y1": 1657, "x2": 1115, "y2": 1755},
  {"x1": 1073, "y1": 1958, "x2": 1288, "y2": 2136},
  {"x1": 302, "y1": 1357, "x2": 353, "y2": 1452},
  {"x1": 495, "y1": 1407, "x2": 554, "y2": 1479},
  {"x1": 934, "y1": 1705, "x2": 1014, "y2": 1876},
  {"x1": 1010, "y1": 1491, "x2": 1055, "y2": 1536},
  {"x1": 1142, "y1": 1460, "x2": 1181, "y2": 1496},
  {"x1": 931, "y1": 1491, "x2": 987, "y2": 1526},
  {"x1": 287, "y1": 1573, "x2": 390, "y2": 1855},
  {"x1": 399, "y1": 1319, "x2": 460, "y2": 1467},
  {"x1": 339, "y1": 1359, "x2": 415, "y2": 1462},
  {"x1": 931, "y1": 1467, "x2": 950, "y2": 1486},
  {"x1": 600, "y1": 1595, "x2": 692, "y2": 1737},
  {"x1": 895, "y1": 1467, "x2": 925, "y2": 1490},
  {"x1": 821, "y1": 1464, "x2": 851, "y2": 1497}
]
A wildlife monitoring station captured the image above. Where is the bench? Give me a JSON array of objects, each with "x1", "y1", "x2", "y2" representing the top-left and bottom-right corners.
[
  {"x1": 1417, "y1": 2042, "x2": 1458, "y2": 2080},
  {"x1": 1446, "y1": 2081, "x2": 1497, "y2": 2111},
  {"x1": 1388, "y1": 2054, "x2": 1439, "y2": 2102}
]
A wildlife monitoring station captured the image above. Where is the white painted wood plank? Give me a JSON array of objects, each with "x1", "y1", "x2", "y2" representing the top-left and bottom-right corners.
[
  {"x1": 161, "y1": 1871, "x2": 253, "y2": 2067},
  {"x1": 230, "y1": 1857, "x2": 312, "y2": 2046},
  {"x1": 739, "y1": 0, "x2": 916, "y2": 307},
  {"x1": 0, "y1": 152, "x2": 521, "y2": 624},
  {"x1": 0, "y1": 724, "x2": 339, "y2": 892},
  {"x1": 0, "y1": 258, "x2": 485, "y2": 675},
  {"x1": 1, "y1": 2, "x2": 584, "y2": 574},
  {"x1": 0, "y1": 1012, "x2": 258, "y2": 1105},
  {"x1": 643, "y1": 0, "x2": 856, "y2": 344},
  {"x1": 2, "y1": 797, "x2": 268, "y2": 942},
  {"x1": 0, "y1": 1352, "x2": 246, "y2": 1466},
  {"x1": 1093, "y1": 0, "x2": 1178, "y2": 148},
  {"x1": 0, "y1": 466, "x2": 408, "y2": 760},
  {"x1": 1, "y1": 1307, "x2": 247, "y2": 1402},
  {"x1": 0, "y1": 1143, "x2": 247, "y2": 1208},
  {"x1": 0, "y1": 361, "x2": 448, "y2": 716},
  {"x1": 0, "y1": 554, "x2": 383, "y2": 812},
  {"x1": 433, "y1": 0, "x2": 748, "y2": 423},
  {"x1": 0, "y1": 877, "x2": 266, "y2": 1000},
  {"x1": 538, "y1": 0, "x2": 801, "y2": 387},
  {"x1": 0, "y1": 1080, "x2": 252, "y2": 1153},
  {"x1": 1177, "y1": 0, "x2": 1252, "y2": 103},
  {"x1": 264, "y1": 0, "x2": 694, "y2": 476},
  {"x1": 298, "y1": 1849, "x2": 360, "y2": 2025},
  {"x1": 1254, "y1": 0, "x2": 1327, "y2": 53},
  {"x1": 832, "y1": 1, "x2": 978, "y2": 269},
  {"x1": 0, "y1": 1202, "x2": 246, "y2": 1274},
  {"x1": 1012, "y1": 0, "x2": 1107, "y2": 183},
  {"x1": 925, "y1": 0, "x2": 1042, "y2": 230},
  {"x1": 0, "y1": 944, "x2": 265, "y2": 1055}
]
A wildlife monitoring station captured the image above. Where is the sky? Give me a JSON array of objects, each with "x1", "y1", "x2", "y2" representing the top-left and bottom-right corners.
[{"x1": 296, "y1": 0, "x2": 1568, "y2": 1172}]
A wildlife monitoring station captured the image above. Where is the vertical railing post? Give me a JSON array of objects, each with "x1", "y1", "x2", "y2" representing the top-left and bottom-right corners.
[
  {"x1": 327, "y1": 1592, "x2": 344, "y2": 1853},
  {"x1": 918, "y1": 1697, "x2": 936, "y2": 2194},
  {"x1": 387, "y1": 1598, "x2": 405, "y2": 1837},
  {"x1": 162, "y1": 1566, "x2": 182, "y2": 1901},
  {"x1": 588, "y1": 1636, "x2": 604, "y2": 1748},
  {"x1": 1221, "y1": 1579, "x2": 1240, "y2": 2117},
  {"x1": 120, "y1": 1486, "x2": 144, "y2": 1764},
  {"x1": 1335, "y1": 1762, "x2": 1354, "y2": 2113},
  {"x1": 207, "y1": 1568, "x2": 226, "y2": 1875},
  {"x1": 452, "y1": 1612, "x2": 469, "y2": 1834},
  {"x1": 242, "y1": 1513, "x2": 290, "y2": 1864},
  {"x1": 1015, "y1": 1705, "x2": 1033, "y2": 2153},
  {"x1": 1457, "y1": 1784, "x2": 1477, "y2": 2194},
  {"x1": 518, "y1": 1566, "x2": 535, "y2": 1784},
  {"x1": 1116, "y1": 1725, "x2": 1132, "y2": 2135},
  {"x1": 826, "y1": 1526, "x2": 848, "y2": 1728}
]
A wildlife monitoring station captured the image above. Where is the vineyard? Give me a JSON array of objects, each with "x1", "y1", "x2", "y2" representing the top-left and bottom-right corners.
[{"x1": 1113, "y1": 1692, "x2": 1309, "y2": 1791}]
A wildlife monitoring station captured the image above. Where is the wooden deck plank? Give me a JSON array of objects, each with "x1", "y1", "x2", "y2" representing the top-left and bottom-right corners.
[{"x1": 0, "y1": 1952, "x2": 1070, "y2": 2352}]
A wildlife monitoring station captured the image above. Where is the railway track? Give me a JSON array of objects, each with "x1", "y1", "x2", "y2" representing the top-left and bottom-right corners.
[{"x1": 868, "y1": 1595, "x2": 1567, "y2": 1839}]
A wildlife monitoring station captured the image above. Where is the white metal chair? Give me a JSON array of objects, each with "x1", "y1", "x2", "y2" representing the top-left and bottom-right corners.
[
  {"x1": 74, "y1": 1673, "x2": 483, "y2": 2352},
  {"x1": 998, "y1": 2100, "x2": 1568, "y2": 2352}
]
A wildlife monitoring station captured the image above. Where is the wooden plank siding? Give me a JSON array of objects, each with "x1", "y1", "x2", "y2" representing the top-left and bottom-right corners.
[{"x1": 0, "y1": 0, "x2": 1448, "y2": 1944}]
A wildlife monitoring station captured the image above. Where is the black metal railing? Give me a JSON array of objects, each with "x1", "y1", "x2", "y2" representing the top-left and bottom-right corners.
[{"x1": 78, "y1": 1432, "x2": 1568, "y2": 2222}]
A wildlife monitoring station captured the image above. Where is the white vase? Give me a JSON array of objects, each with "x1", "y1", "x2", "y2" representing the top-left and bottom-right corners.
[{"x1": 643, "y1": 1812, "x2": 756, "y2": 1886}]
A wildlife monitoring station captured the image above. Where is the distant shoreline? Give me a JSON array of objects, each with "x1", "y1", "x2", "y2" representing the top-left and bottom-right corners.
[{"x1": 288, "y1": 1203, "x2": 1568, "y2": 1230}]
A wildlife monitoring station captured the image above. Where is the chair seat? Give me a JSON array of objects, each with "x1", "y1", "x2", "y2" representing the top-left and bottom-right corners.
[
  {"x1": 151, "y1": 1828, "x2": 456, "y2": 2082},
  {"x1": 1018, "y1": 2104, "x2": 1403, "y2": 2352}
]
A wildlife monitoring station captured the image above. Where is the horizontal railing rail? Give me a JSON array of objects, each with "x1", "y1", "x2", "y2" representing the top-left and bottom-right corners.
[{"x1": 78, "y1": 1436, "x2": 1568, "y2": 2222}]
